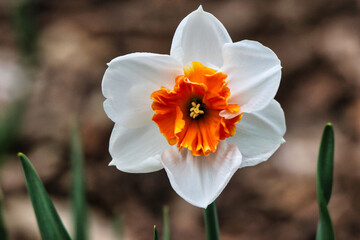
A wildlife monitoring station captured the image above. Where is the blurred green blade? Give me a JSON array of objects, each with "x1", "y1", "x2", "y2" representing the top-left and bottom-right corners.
[
  {"x1": 112, "y1": 213, "x2": 124, "y2": 240},
  {"x1": 11, "y1": 0, "x2": 38, "y2": 65},
  {"x1": 18, "y1": 153, "x2": 71, "y2": 240},
  {"x1": 204, "y1": 202, "x2": 220, "y2": 240},
  {"x1": 0, "y1": 100, "x2": 26, "y2": 162},
  {"x1": 316, "y1": 123, "x2": 335, "y2": 240},
  {"x1": 162, "y1": 206, "x2": 170, "y2": 240},
  {"x1": 154, "y1": 225, "x2": 159, "y2": 240},
  {"x1": 0, "y1": 190, "x2": 8, "y2": 240},
  {"x1": 71, "y1": 124, "x2": 87, "y2": 240}
]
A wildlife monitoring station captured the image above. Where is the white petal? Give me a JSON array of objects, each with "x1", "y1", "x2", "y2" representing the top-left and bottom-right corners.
[
  {"x1": 170, "y1": 6, "x2": 232, "y2": 68},
  {"x1": 221, "y1": 40, "x2": 282, "y2": 113},
  {"x1": 102, "y1": 53, "x2": 183, "y2": 128},
  {"x1": 227, "y1": 100, "x2": 286, "y2": 168},
  {"x1": 161, "y1": 141, "x2": 242, "y2": 208},
  {"x1": 109, "y1": 123, "x2": 169, "y2": 173}
]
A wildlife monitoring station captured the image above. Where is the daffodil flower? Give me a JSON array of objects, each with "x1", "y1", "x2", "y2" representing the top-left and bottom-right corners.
[{"x1": 102, "y1": 6, "x2": 286, "y2": 208}]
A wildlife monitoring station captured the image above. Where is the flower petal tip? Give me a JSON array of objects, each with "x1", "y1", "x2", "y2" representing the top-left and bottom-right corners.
[
  {"x1": 199, "y1": 203, "x2": 209, "y2": 209},
  {"x1": 219, "y1": 109, "x2": 241, "y2": 119},
  {"x1": 108, "y1": 160, "x2": 116, "y2": 166},
  {"x1": 197, "y1": 5, "x2": 204, "y2": 12}
]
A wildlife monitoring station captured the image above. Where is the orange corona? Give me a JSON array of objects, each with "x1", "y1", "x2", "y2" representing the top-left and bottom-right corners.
[{"x1": 151, "y1": 62, "x2": 242, "y2": 156}]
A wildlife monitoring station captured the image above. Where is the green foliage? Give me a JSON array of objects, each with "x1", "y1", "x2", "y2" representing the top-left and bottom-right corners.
[
  {"x1": 0, "y1": 100, "x2": 25, "y2": 240},
  {"x1": 71, "y1": 124, "x2": 87, "y2": 240},
  {"x1": 112, "y1": 213, "x2": 124, "y2": 239},
  {"x1": 204, "y1": 202, "x2": 220, "y2": 240},
  {"x1": 154, "y1": 225, "x2": 159, "y2": 240},
  {"x1": 0, "y1": 100, "x2": 25, "y2": 163},
  {"x1": 18, "y1": 153, "x2": 71, "y2": 240},
  {"x1": 11, "y1": 0, "x2": 39, "y2": 65},
  {"x1": 0, "y1": 189, "x2": 7, "y2": 240},
  {"x1": 316, "y1": 123, "x2": 335, "y2": 240},
  {"x1": 162, "y1": 206, "x2": 171, "y2": 240}
]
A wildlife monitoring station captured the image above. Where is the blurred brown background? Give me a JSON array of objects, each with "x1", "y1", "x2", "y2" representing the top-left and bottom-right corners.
[{"x1": 0, "y1": 0, "x2": 360, "y2": 239}]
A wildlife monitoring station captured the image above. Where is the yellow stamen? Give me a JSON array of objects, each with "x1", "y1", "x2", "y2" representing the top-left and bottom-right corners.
[{"x1": 189, "y1": 101, "x2": 204, "y2": 119}]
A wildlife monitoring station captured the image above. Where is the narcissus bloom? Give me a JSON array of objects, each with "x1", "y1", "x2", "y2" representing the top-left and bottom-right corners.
[{"x1": 102, "y1": 6, "x2": 286, "y2": 208}]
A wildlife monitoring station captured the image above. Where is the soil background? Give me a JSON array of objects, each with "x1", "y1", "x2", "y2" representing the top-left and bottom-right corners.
[{"x1": 0, "y1": 0, "x2": 360, "y2": 239}]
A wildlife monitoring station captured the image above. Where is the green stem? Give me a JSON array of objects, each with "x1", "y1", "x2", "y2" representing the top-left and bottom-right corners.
[
  {"x1": 203, "y1": 202, "x2": 220, "y2": 240},
  {"x1": 162, "y1": 206, "x2": 171, "y2": 240}
]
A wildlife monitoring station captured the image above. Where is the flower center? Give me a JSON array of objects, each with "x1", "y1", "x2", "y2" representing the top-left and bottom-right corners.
[
  {"x1": 151, "y1": 62, "x2": 242, "y2": 156},
  {"x1": 189, "y1": 101, "x2": 205, "y2": 119}
]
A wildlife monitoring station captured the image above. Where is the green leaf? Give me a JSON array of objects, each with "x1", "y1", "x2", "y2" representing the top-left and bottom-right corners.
[
  {"x1": 317, "y1": 123, "x2": 334, "y2": 204},
  {"x1": 316, "y1": 123, "x2": 335, "y2": 240},
  {"x1": 0, "y1": 189, "x2": 8, "y2": 240},
  {"x1": 18, "y1": 153, "x2": 71, "y2": 240},
  {"x1": 154, "y1": 225, "x2": 159, "y2": 240},
  {"x1": 162, "y1": 206, "x2": 170, "y2": 240},
  {"x1": 71, "y1": 124, "x2": 87, "y2": 240},
  {"x1": 203, "y1": 202, "x2": 220, "y2": 240}
]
